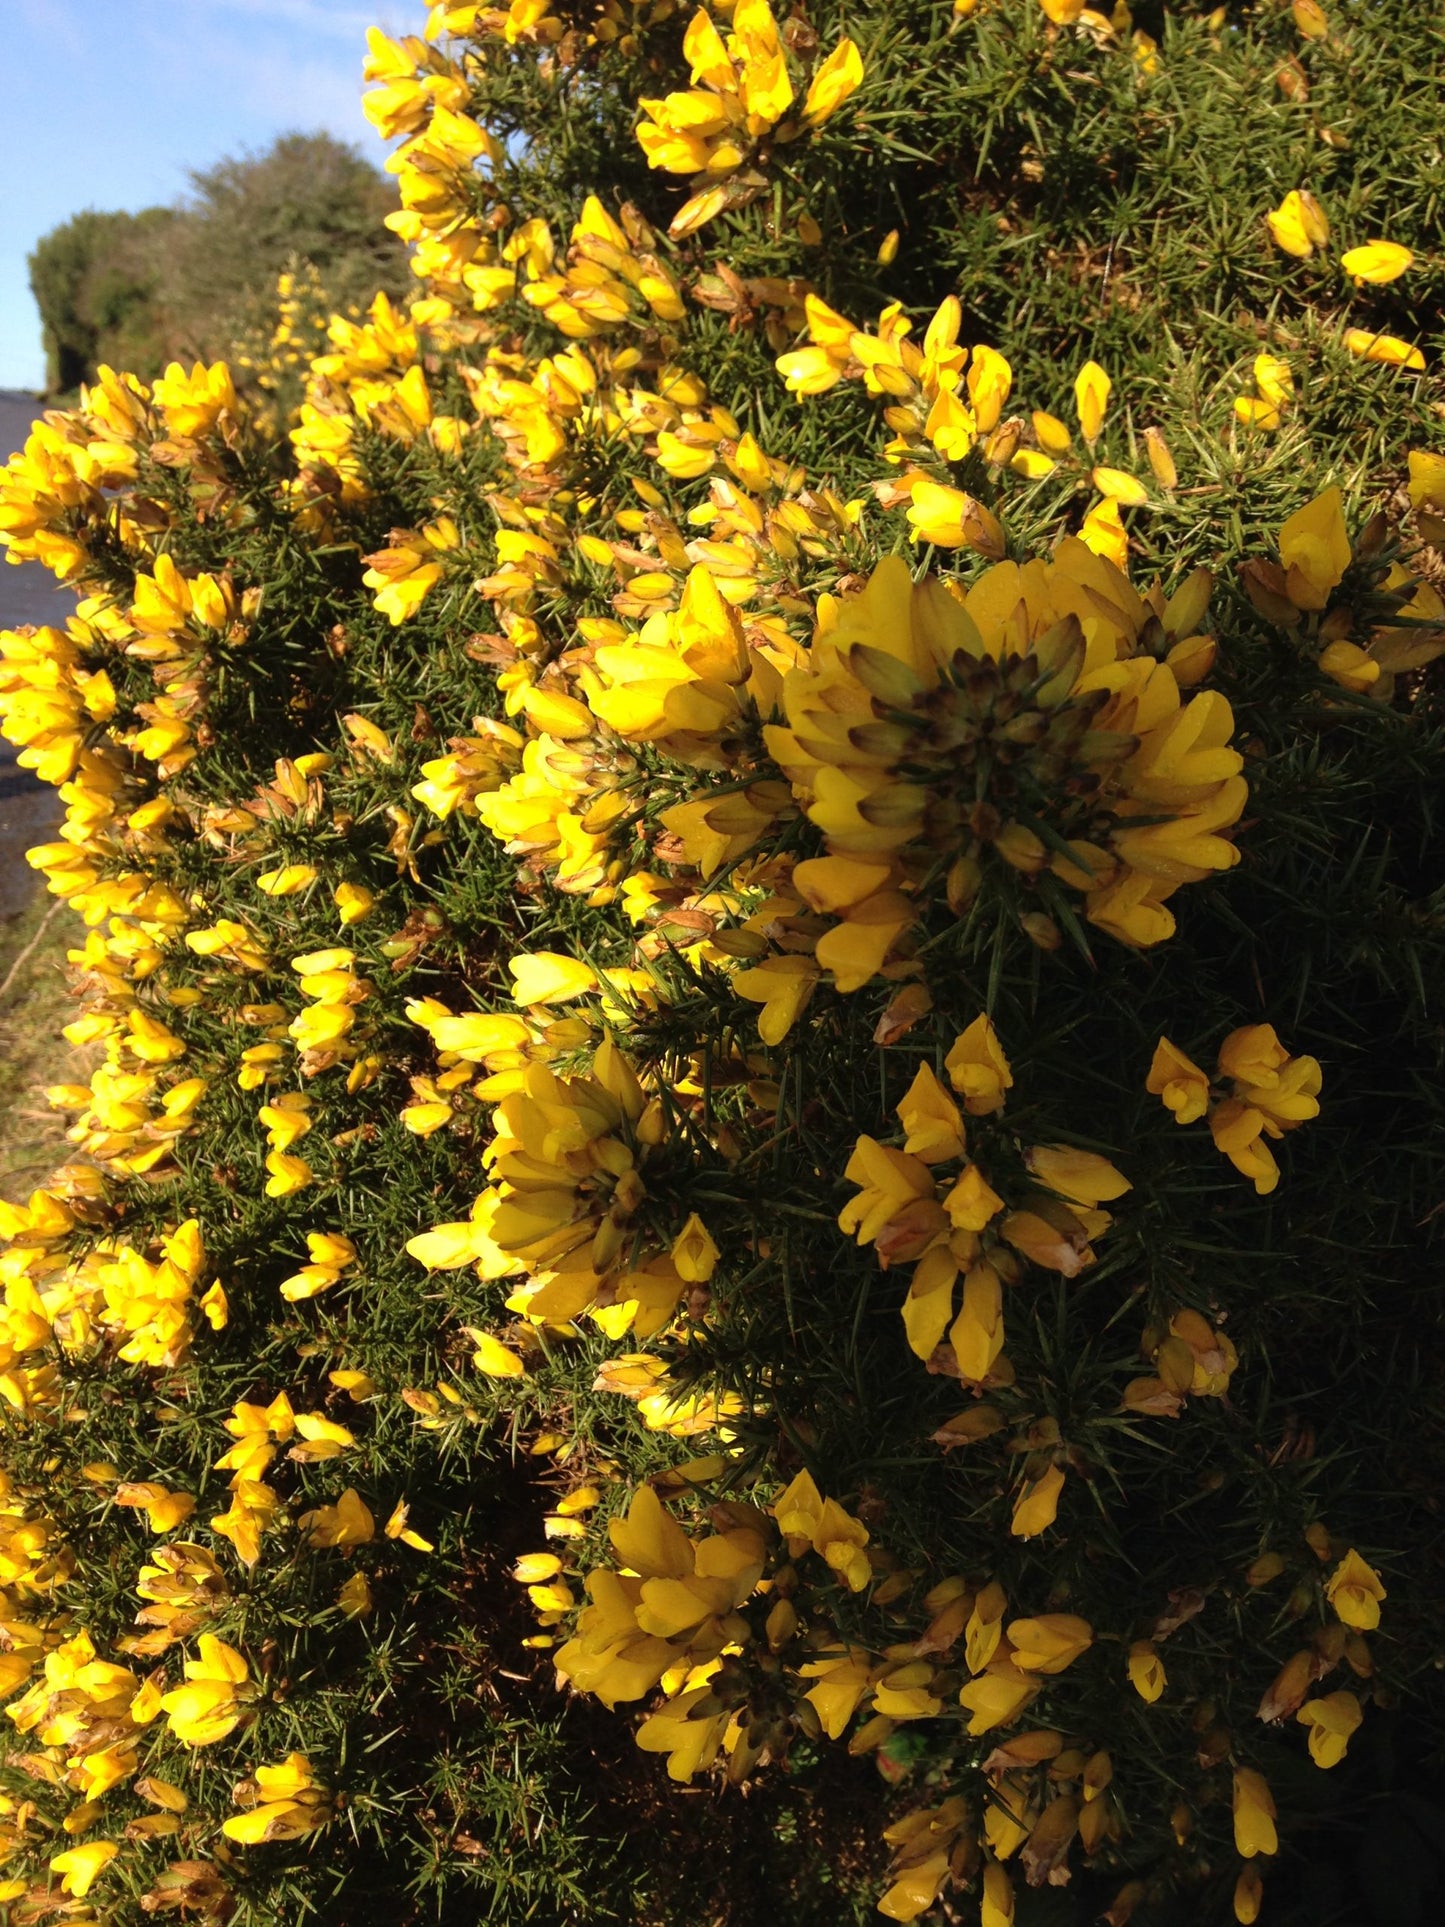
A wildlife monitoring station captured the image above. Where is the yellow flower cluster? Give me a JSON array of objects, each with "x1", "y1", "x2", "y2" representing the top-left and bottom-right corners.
[
  {"x1": 842, "y1": 1017, "x2": 1127, "y2": 1387},
  {"x1": 544, "y1": 1476, "x2": 1101, "y2": 1800},
  {"x1": 1148, "y1": 1024, "x2": 1322, "y2": 1195},
  {"x1": 635, "y1": 2, "x2": 863, "y2": 235},
  {"x1": 840, "y1": 1017, "x2": 1135, "y2": 1539},
  {"x1": 231, "y1": 262, "x2": 338, "y2": 429},
  {"x1": 776, "y1": 290, "x2": 1172, "y2": 572},
  {"x1": 408, "y1": 1027, "x2": 725, "y2": 1340},
  {"x1": 0, "y1": 372, "x2": 383, "y2": 1905},
  {"x1": 1240, "y1": 483, "x2": 1445, "y2": 696},
  {"x1": 767, "y1": 546, "x2": 1243, "y2": 970},
  {"x1": 0, "y1": 0, "x2": 1427, "y2": 1915}
]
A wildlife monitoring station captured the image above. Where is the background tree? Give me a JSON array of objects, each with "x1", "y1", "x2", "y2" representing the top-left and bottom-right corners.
[
  {"x1": 27, "y1": 132, "x2": 406, "y2": 395},
  {"x1": 28, "y1": 206, "x2": 178, "y2": 393}
]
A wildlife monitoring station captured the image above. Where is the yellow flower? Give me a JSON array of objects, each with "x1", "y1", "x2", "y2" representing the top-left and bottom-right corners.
[
  {"x1": 1266, "y1": 188, "x2": 1329, "y2": 258},
  {"x1": 299, "y1": 1488, "x2": 376, "y2": 1549},
  {"x1": 385, "y1": 1500, "x2": 435, "y2": 1552},
  {"x1": 1340, "y1": 241, "x2": 1413, "y2": 284},
  {"x1": 634, "y1": 1686, "x2": 730, "y2": 1782},
  {"x1": 1324, "y1": 1548, "x2": 1386, "y2": 1629},
  {"x1": 256, "y1": 863, "x2": 318, "y2": 897},
  {"x1": 264, "y1": 1151, "x2": 313, "y2": 1198},
  {"x1": 943, "y1": 1167, "x2": 1005, "y2": 1234},
  {"x1": 508, "y1": 951, "x2": 599, "y2": 1005},
  {"x1": 1279, "y1": 486, "x2": 1351, "y2": 610},
  {"x1": 152, "y1": 359, "x2": 238, "y2": 439},
  {"x1": 671, "y1": 1212, "x2": 720, "y2": 1282},
  {"x1": 906, "y1": 478, "x2": 1004, "y2": 555},
  {"x1": 838, "y1": 1136, "x2": 940, "y2": 1252},
  {"x1": 114, "y1": 1482, "x2": 196, "y2": 1533},
  {"x1": 1235, "y1": 1866, "x2": 1263, "y2": 1924},
  {"x1": 897, "y1": 1063, "x2": 967, "y2": 1163},
  {"x1": 211, "y1": 1480, "x2": 278, "y2": 1568},
  {"x1": 334, "y1": 881, "x2": 376, "y2": 924},
  {"x1": 878, "y1": 1797, "x2": 972, "y2": 1920},
  {"x1": 1024, "y1": 1145, "x2": 1130, "y2": 1206},
  {"x1": 1147, "y1": 1037, "x2": 1211, "y2": 1123},
  {"x1": 1006, "y1": 1613, "x2": 1092, "y2": 1674},
  {"x1": 800, "y1": 1650, "x2": 876, "y2": 1738},
  {"x1": 48, "y1": 1840, "x2": 118, "y2": 1898},
  {"x1": 961, "y1": 1579, "x2": 1007, "y2": 1673},
  {"x1": 774, "y1": 1471, "x2": 872, "y2": 1590},
  {"x1": 950, "y1": 1261, "x2": 1006, "y2": 1380},
  {"x1": 159, "y1": 1635, "x2": 252, "y2": 1745},
  {"x1": 1074, "y1": 360, "x2": 1112, "y2": 443},
  {"x1": 1011, "y1": 1463, "x2": 1065, "y2": 1538},
  {"x1": 1092, "y1": 466, "x2": 1149, "y2": 506},
  {"x1": 1292, "y1": 0, "x2": 1328, "y2": 37},
  {"x1": 1319, "y1": 640, "x2": 1381, "y2": 693},
  {"x1": 1342, "y1": 327, "x2": 1426, "y2": 371},
  {"x1": 999, "y1": 1208, "x2": 1094, "y2": 1277},
  {"x1": 1079, "y1": 497, "x2": 1128, "y2": 570},
  {"x1": 1033, "y1": 409, "x2": 1072, "y2": 455},
  {"x1": 959, "y1": 1657, "x2": 1039, "y2": 1733},
  {"x1": 980, "y1": 1862, "x2": 1014, "y2": 1927},
  {"x1": 469, "y1": 1330, "x2": 527, "y2": 1377},
  {"x1": 1296, "y1": 1690, "x2": 1363, "y2": 1768},
  {"x1": 1406, "y1": 449, "x2": 1445, "y2": 517},
  {"x1": 343, "y1": 712, "x2": 395, "y2": 763},
  {"x1": 1217, "y1": 1025, "x2": 1286, "y2": 1087},
  {"x1": 512, "y1": 1553, "x2": 564, "y2": 1583},
  {"x1": 1232, "y1": 1766, "x2": 1278, "y2": 1858},
  {"x1": 364, "y1": 547, "x2": 444, "y2": 626},
  {"x1": 1209, "y1": 1099, "x2": 1279, "y2": 1194},
  {"x1": 1234, "y1": 395, "x2": 1280, "y2": 432},
  {"x1": 280, "y1": 1229, "x2": 358, "y2": 1302},
  {"x1": 1127, "y1": 1639, "x2": 1166, "y2": 1702},
  {"x1": 967, "y1": 344, "x2": 1013, "y2": 432},
  {"x1": 1255, "y1": 353, "x2": 1295, "y2": 409},
  {"x1": 222, "y1": 1754, "x2": 333, "y2": 1843},
  {"x1": 801, "y1": 37, "x2": 864, "y2": 124},
  {"x1": 732, "y1": 953, "x2": 820, "y2": 1043},
  {"x1": 945, "y1": 1017, "x2": 1013, "y2": 1115}
]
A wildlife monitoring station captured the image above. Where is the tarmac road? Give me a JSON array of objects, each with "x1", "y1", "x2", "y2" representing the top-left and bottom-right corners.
[{"x1": 0, "y1": 390, "x2": 68, "y2": 916}]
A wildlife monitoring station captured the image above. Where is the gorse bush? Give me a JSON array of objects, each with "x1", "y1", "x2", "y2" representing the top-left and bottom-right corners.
[{"x1": 1, "y1": 1, "x2": 1444, "y2": 1923}]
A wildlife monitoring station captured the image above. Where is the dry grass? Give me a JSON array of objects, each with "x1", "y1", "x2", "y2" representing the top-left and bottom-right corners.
[{"x1": 0, "y1": 887, "x2": 84, "y2": 1202}]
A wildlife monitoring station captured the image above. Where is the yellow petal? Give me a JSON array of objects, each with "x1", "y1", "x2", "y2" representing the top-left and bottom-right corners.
[
  {"x1": 1340, "y1": 241, "x2": 1413, "y2": 285},
  {"x1": 802, "y1": 38, "x2": 864, "y2": 124},
  {"x1": 469, "y1": 1331, "x2": 526, "y2": 1378}
]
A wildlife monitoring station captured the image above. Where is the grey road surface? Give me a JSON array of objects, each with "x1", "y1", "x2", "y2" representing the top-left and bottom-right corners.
[{"x1": 0, "y1": 390, "x2": 69, "y2": 915}]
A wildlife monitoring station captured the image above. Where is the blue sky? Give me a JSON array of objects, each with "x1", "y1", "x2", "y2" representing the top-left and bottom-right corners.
[{"x1": 1, "y1": 0, "x2": 411, "y2": 391}]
